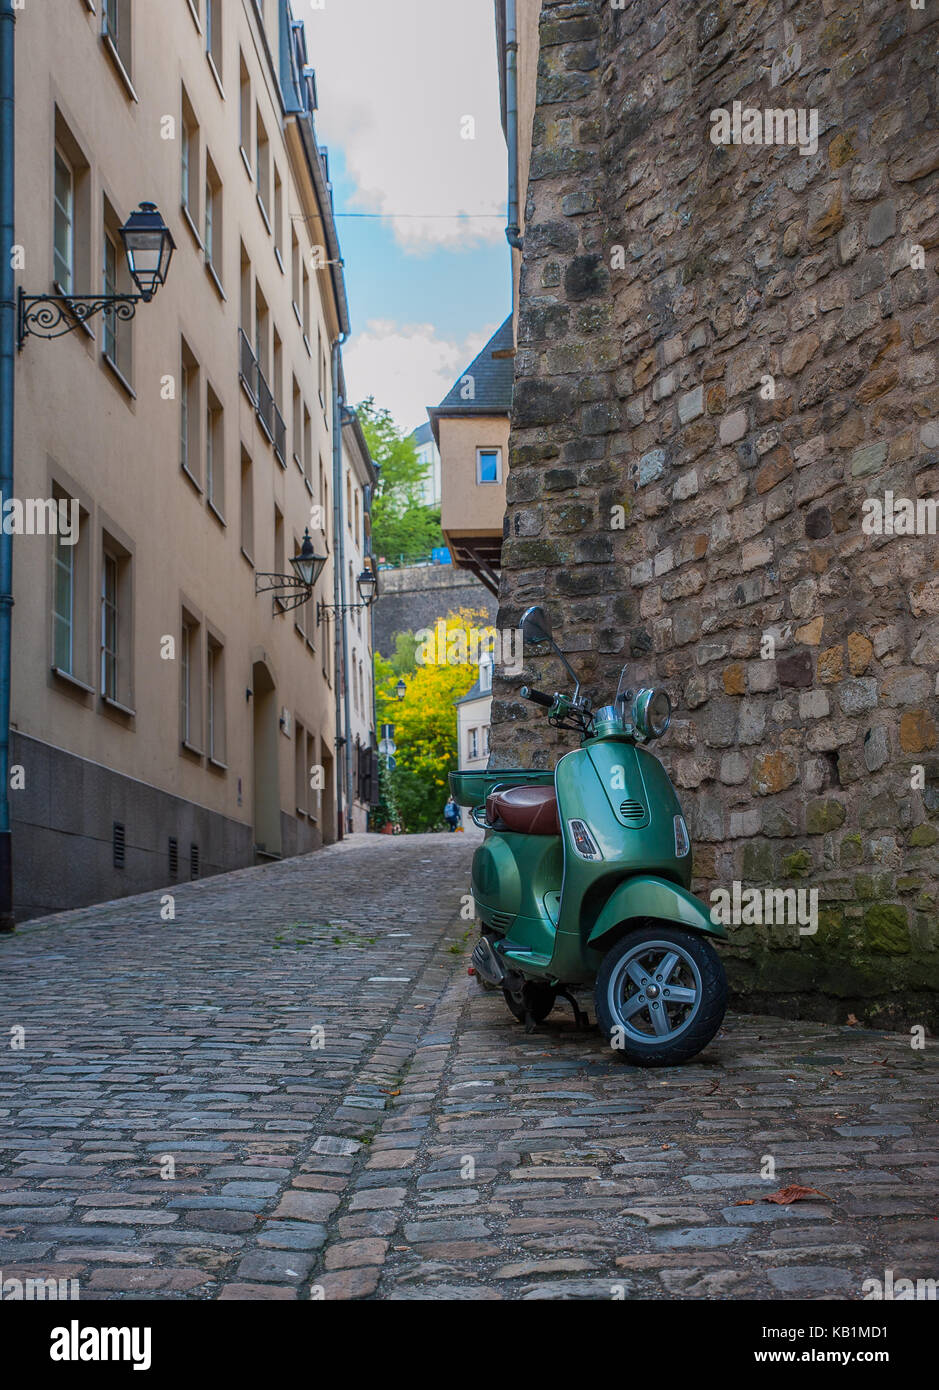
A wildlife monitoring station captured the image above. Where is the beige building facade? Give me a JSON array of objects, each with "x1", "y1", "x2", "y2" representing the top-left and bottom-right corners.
[
  {"x1": 339, "y1": 407, "x2": 378, "y2": 834},
  {"x1": 10, "y1": 0, "x2": 354, "y2": 917}
]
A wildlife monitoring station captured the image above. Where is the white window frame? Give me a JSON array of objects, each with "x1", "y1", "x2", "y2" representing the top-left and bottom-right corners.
[
  {"x1": 53, "y1": 146, "x2": 75, "y2": 293},
  {"x1": 476, "y1": 447, "x2": 502, "y2": 485}
]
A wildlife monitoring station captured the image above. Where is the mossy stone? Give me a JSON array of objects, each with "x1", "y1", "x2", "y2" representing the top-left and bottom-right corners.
[
  {"x1": 781, "y1": 848, "x2": 813, "y2": 878},
  {"x1": 862, "y1": 904, "x2": 910, "y2": 954},
  {"x1": 806, "y1": 798, "x2": 847, "y2": 834},
  {"x1": 910, "y1": 824, "x2": 938, "y2": 847},
  {"x1": 839, "y1": 833, "x2": 863, "y2": 867}
]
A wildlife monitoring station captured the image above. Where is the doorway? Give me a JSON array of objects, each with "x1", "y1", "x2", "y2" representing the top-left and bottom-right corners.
[{"x1": 252, "y1": 659, "x2": 281, "y2": 858}]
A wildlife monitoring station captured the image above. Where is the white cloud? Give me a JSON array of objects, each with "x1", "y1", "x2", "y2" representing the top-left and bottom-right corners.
[
  {"x1": 343, "y1": 319, "x2": 498, "y2": 433},
  {"x1": 303, "y1": 0, "x2": 506, "y2": 251}
]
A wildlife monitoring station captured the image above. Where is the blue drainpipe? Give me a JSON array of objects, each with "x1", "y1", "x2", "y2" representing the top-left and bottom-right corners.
[{"x1": 0, "y1": 0, "x2": 15, "y2": 931}]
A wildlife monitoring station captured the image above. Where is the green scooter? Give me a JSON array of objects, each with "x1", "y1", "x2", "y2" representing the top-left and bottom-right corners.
[{"x1": 449, "y1": 605, "x2": 728, "y2": 1066}]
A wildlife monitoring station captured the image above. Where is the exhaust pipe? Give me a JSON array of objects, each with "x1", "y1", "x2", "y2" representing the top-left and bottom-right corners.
[{"x1": 471, "y1": 936, "x2": 505, "y2": 986}]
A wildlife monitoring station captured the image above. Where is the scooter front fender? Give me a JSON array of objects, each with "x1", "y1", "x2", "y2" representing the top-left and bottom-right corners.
[{"x1": 587, "y1": 875, "x2": 726, "y2": 947}]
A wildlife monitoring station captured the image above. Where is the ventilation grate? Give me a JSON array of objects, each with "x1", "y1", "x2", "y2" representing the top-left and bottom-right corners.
[
  {"x1": 619, "y1": 800, "x2": 645, "y2": 822},
  {"x1": 168, "y1": 837, "x2": 178, "y2": 879},
  {"x1": 113, "y1": 822, "x2": 125, "y2": 869},
  {"x1": 190, "y1": 843, "x2": 200, "y2": 880},
  {"x1": 490, "y1": 911, "x2": 515, "y2": 932}
]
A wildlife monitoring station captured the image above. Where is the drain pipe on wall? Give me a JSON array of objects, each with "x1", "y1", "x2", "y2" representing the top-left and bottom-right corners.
[
  {"x1": 0, "y1": 0, "x2": 16, "y2": 931},
  {"x1": 504, "y1": 0, "x2": 523, "y2": 253},
  {"x1": 330, "y1": 337, "x2": 346, "y2": 839}
]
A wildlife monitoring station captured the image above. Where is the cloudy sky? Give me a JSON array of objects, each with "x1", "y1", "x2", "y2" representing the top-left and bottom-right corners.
[{"x1": 303, "y1": 0, "x2": 510, "y2": 432}]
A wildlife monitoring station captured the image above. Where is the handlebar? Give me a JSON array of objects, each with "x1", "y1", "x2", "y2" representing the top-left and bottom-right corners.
[{"x1": 520, "y1": 686, "x2": 554, "y2": 708}]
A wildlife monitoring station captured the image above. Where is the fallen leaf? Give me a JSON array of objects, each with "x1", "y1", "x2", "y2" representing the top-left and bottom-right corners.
[
  {"x1": 830, "y1": 1069, "x2": 843, "y2": 1077},
  {"x1": 734, "y1": 1200, "x2": 755, "y2": 1206},
  {"x1": 763, "y1": 1185, "x2": 832, "y2": 1205},
  {"x1": 661, "y1": 1143, "x2": 670, "y2": 1150},
  {"x1": 845, "y1": 1014, "x2": 860, "y2": 1026}
]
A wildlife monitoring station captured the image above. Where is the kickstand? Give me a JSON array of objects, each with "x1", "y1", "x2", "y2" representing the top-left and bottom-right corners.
[
  {"x1": 557, "y1": 988, "x2": 591, "y2": 1030},
  {"x1": 524, "y1": 1009, "x2": 537, "y2": 1035}
]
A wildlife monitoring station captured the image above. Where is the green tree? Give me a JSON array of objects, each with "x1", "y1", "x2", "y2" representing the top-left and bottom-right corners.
[
  {"x1": 356, "y1": 397, "x2": 444, "y2": 565},
  {"x1": 373, "y1": 610, "x2": 486, "y2": 832}
]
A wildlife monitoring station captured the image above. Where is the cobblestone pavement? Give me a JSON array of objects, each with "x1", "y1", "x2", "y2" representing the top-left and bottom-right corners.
[{"x1": 0, "y1": 831, "x2": 936, "y2": 1301}]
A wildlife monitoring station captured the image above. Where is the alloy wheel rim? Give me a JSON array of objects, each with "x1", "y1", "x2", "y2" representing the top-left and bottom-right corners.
[{"x1": 608, "y1": 938, "x2": 702, "y2": 1045}]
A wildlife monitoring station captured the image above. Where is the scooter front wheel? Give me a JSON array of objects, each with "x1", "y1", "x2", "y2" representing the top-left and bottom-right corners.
[{"x1": 595, "y1": 924, "x2": 726, "y2": 1067}]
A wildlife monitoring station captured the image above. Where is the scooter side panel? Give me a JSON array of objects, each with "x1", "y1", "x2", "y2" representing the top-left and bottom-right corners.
[{"x1": 472, "y1": 831, "x2": 563, "y2": 959}]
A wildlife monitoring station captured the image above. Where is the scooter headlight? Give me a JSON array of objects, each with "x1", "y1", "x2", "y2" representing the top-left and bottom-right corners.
[{"x1": 633, "y1": 688, "x2": 672, "y2": 741}]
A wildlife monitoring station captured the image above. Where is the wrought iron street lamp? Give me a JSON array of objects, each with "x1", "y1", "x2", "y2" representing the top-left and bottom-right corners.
[
  {"x1": 395, "y1": 678, "x2": 407, "y2": 701},
  {"x1": 17, "y1": 200, "x2": 175, "y2": 347},
  {"x1": 119, "y1": 201, "x2": 176, "y2": 301},
  {"x1": 256, "y1": 529, "x2": 328, "y2": 613},
  {"x1": 317, "y1": 563, "x2": 379, "y2": 627}
]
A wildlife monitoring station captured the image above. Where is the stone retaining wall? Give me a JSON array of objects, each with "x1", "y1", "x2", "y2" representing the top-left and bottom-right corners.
[{"x1": 490, "y1": 0, "x2": 939, "y2": 1026}]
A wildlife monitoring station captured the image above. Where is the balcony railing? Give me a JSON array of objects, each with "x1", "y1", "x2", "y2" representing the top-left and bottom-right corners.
[
  {"x1": 256, "y1": 368, "x2": 274, "y2": 442},
  {"x1": 239, "y1": 328, "x2": 258, "y2": 405},
  {"x1": 239, "y1": 328, "x2": 286, "y2": 461},
  {"x1": 273, "y1": 402, "x2": 287, "y2": 467}
]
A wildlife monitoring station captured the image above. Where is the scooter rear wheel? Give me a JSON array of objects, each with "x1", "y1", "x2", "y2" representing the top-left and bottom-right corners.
[{"x1": 595, "y1": 923, "x2": 726, "y2": 1067}]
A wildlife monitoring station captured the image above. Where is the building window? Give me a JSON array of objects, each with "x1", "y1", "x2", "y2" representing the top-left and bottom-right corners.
[
  {"x1": 102, "y1": 0, "x2": 132, "y2": 78},
  {"x1": 256, "y1": 109, "x2": 270, "y2": 225},
  {"x1": 294, "y1": 718, "x2": 306, "y2": 813},
  {"x1": 207, "y1": 636, "x2": 224, "y2": 763},
  {"x1": 292, "y1": 378, "x2": 302, "y2": 471},
  {"x1": 180, "y1": 89, "x2": 201, "y2": 236},
  {"x1": 53, "y1": 147, "x2": 74, "y2": 293},
  {"x1": 273, "y1": 166, "x2": 283, "y2": 266},
  {"x1": 303, "y1": 406, "x2": 312, "y2": 489},
  {"x1": 100, "y1": 552, "x2": 118, "y2": 699},
  {"x1": 477, "y1": 448, "x2": 502, "y2": 485},
  {"x1": 469, "y1": 727, "x2": 479, "y2": 759},
  {"x1": 53, "y1": 528, "x2": 75, "y2": 673},
  {"x1": 102, "y1": 199, "x2": 132, "y2": 384},
  {"x1": 206, "y1": 387, "x2": 223, "y2": 516},
  {"x1": 291, "y1": 230, "x2": 300, "y2": 319},
  {"x1": 180, "y1": 610, "x2": 202, "y2": 750},
  {"x1": 102, "y1": 230, "x2": 118, "y2": 362},
  {"x1": 273, "y1": 505, "x2": 284, "y2": 608},
  {"x1": 205, "y1": 0, "x2": 222, "y2": 82},
  {"x1": 180, "y1": 341, "x2": 200, "y2": 483},
  {"x1": 483, "y1": 725, "x2": 490, "y2": 756},
  {"x1": 50, "y1": 486, "x2": 90, "y2": 684},
  {"x1": 239, "y1": 56, "x2": 252, "y2": 171},
  {"x1": 301, "y1": 264, "x2": 310, "y2": 344},
  {"x1": 240, "y1": 447, "x2": 253, "y2": 560}
]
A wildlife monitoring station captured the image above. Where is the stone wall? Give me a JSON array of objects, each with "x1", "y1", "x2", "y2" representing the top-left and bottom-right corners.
[
  {"x1": 373, "y1": 564, "x2": 498, "y2": 658},
  {"x1": 491, "y1": 0, "x2": 939, "y2": 1027}
]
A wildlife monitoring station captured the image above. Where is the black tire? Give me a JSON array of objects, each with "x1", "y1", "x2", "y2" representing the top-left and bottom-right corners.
[
  {"x1": 595, "y1": 923, "x2": 726, "y2": 1067},
  {"x1": 503, "y1": 981, "x2": 557, "y2": 1024}
]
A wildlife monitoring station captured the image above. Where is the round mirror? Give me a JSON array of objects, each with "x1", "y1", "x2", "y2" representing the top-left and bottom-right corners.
[{"x1": 520, "y1": 605, "x2": 553, "y2": 645}]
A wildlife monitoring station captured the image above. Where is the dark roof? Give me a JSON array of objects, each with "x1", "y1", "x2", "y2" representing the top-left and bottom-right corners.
[
  {"x1": 409, "y1": 421, "x2": 434, "y2": 447},
  {"x1": 454, "y1": 678, "x2": 483, "y2": 706},
  {"x1": 427, "y1": 316, "x2": 514, "y2": 439}
]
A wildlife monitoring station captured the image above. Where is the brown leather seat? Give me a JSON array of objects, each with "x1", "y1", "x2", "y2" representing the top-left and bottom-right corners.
[{"x1": 486, "y1": 784, "x2": 560, "y2": 835}]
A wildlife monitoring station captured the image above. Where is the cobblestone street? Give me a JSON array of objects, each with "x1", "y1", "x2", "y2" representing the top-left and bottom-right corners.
[{"x1": 0, "y1": 832, "x2": 936, "y2": 1301}]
